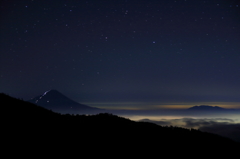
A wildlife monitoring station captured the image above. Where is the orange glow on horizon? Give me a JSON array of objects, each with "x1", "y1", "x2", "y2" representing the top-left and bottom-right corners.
[{"x1": 81, "y1": 101, "x2": 240, "y2": 110}]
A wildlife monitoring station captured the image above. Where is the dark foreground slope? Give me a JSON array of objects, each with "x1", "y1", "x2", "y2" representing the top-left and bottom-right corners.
[{"x1": 2, "y1": 93, "x2": 239, "y2": 158}]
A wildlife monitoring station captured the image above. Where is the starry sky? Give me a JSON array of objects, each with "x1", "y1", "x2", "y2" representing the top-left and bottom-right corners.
[{"x1": 1, "y1": 0, "x2": 240, "y2": 110}]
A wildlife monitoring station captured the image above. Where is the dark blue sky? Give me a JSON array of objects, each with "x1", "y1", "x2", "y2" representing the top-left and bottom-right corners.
[{"x1": 1, "y1": 0, "x2": 240, "y2": 109}]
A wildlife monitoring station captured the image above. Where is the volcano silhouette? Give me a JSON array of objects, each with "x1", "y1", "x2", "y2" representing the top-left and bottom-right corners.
[
  {"x1": 187, "y1": 105, "x2": 226, "y2": 111},
  {"x1": 28, "y1": 90, "x2": 103, "y2": 114}
]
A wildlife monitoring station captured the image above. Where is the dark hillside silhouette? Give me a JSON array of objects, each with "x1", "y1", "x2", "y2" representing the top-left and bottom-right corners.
[{"x1": 2, "y1": 93, "x2": 239, "y2": 158}]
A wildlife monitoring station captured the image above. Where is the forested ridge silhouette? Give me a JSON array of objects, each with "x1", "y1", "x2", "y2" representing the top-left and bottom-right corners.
[{"x1": 2, "y1": 93, "x2": 239, "y2": 158}]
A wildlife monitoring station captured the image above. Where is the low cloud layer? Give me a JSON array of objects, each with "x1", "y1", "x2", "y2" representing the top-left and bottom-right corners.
[{"x1": 139, "y1": 118, "x2": 240, "y2": 142}]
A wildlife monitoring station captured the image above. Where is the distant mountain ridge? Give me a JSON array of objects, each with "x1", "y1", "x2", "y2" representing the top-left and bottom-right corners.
[
  {"x1": 188, "y1": 105, "x2": 227, "y2": 111},
  {"x1": 28, "y1": 89, "x2": 104, "y2": 114}
]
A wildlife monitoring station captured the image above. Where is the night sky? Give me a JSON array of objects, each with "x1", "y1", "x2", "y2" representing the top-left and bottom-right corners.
[{"x1": 1, "y1": 0, "x2": 240, "y2": 110}]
